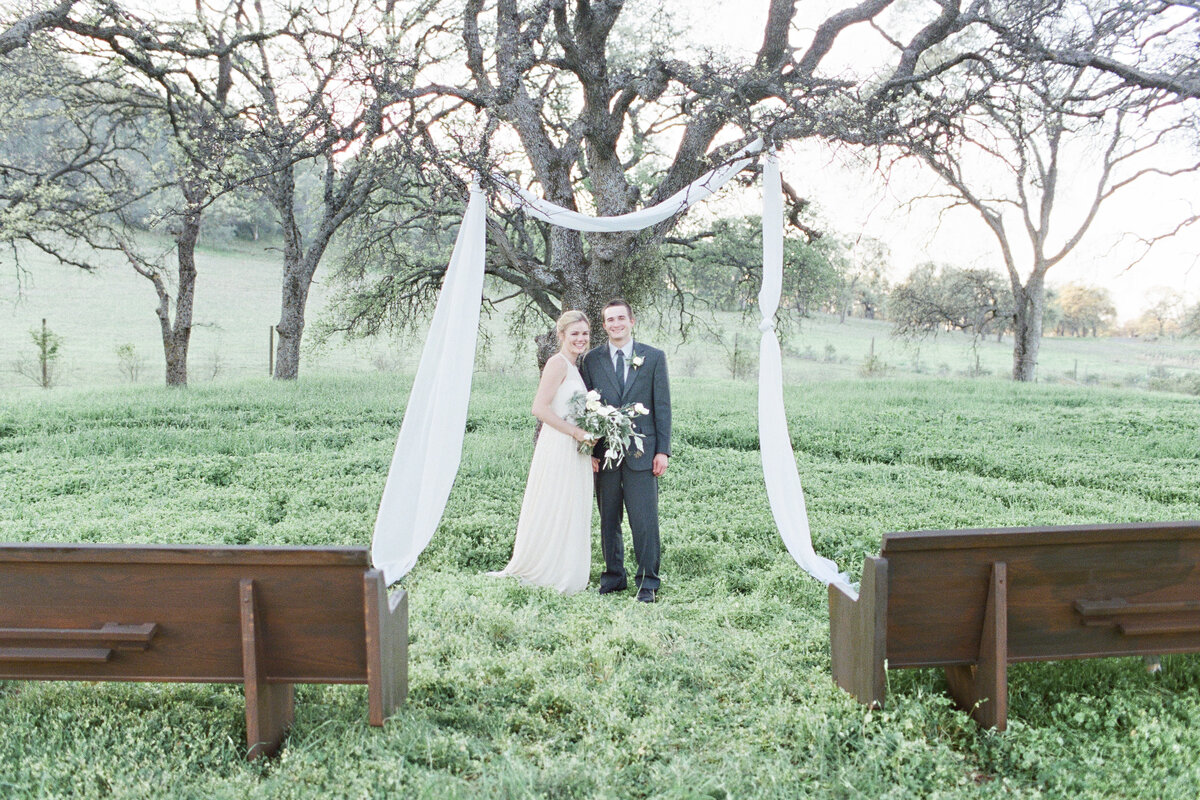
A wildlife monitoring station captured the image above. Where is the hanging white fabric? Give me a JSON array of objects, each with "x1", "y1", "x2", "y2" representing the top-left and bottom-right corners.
[
  {"x1": 757, "y1": 154, "x2": 853, "y2": 593},
  {"x1": 499, "y1": 139, "x2": 763, "y2": 231},
  {"x1": 372, "y1": 183, "x2": 487, "y2": 583},
  {"x1": 371, "y1": 141, "x2": 851, "y2": 593}
]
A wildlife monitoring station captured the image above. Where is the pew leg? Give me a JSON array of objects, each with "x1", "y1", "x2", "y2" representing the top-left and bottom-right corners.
[
  {"x1": 829, "y1": 556, "x2": 888, "y2": 708},
  {"x1": 240, "y1": 579, "x2": 295, "y2": 759},
  {"x1": 364, "y1": 570, "x2": 408, "y2": 726},
  {"x1": 945, "y1": 562, "x2": 1008, "y2": 731}
]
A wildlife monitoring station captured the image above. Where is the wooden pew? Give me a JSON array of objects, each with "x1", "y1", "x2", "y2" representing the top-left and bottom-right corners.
[
  {"x1": 0, "y1": 544, "x2": 407, "y2": 759},
  {"x1": 829, "y1": 521, "x2": 1200, "y2": 730}
]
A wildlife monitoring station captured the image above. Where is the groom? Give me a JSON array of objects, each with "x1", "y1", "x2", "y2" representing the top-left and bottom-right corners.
[{"x1": 580, "y1": 299, "x2": 671, "y2": 603}]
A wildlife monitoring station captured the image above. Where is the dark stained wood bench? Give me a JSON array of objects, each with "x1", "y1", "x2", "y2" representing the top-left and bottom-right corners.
[
  {"x1": 829, "y1": 521, "x2": 1200, "y2": 730},
  {"x1": 0, "y1": 544, "x2": 407, "y2": 758}
]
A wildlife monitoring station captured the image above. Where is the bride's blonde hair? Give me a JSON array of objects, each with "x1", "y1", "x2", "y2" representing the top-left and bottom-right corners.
[{"x1": 555, "y1": 309, "x2": 589, "y2": 340}]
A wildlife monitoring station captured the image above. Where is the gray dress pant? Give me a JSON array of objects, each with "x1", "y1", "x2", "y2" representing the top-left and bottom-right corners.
[{"x1": 595, "y1": 462, "x2": 660, "y2": 591}]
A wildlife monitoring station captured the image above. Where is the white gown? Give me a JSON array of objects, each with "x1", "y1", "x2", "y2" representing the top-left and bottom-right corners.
[{"x1": 489, "y1": 354, "x2": 592, "y2": 594}]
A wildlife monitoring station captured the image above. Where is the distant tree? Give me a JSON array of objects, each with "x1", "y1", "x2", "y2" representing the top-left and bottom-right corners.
[
  {"x1": 114, "y1": 342, "x2": 146, "y2": 382},
  {"x1": 2, "y1": 2, "x2": 294, "y2": 385},
  {"x1": 891, "y1": 262, "x2": 1014, "y2": 375},
  {"x1": 835, "y1": 237, "x2": 890, "y2": 322},
  {"x1": 1053, "y1": 284, "x2": 1117, "y2": 337},
  {"x1": 1040, "y1": 285, "x2": 1062, "y2": 336},
  {"x1": 1138, "y1": 286, "x2": 1185, "y2": 338},
  {"x1": 1183, "y1": 301, "x2": 1200, "y2": 337},
  {"x1": 887, "y1": 55, "x2": 1200, "y2": 381},
  {"x1": 891, "y1": 262, "x2": 1013, "y2": 338},
  {"x1": 57, "y1": 3, "x2": 291, "y2": 385},
  {"x1": 0, "y1": 42, "x2": 158, "y2": 272},
  {"x1": 12, "y1": 319, "x2": 63, "y2": 389},
  {"x1": 226, "y1": 0, "x2": 424, "y2": 380}
]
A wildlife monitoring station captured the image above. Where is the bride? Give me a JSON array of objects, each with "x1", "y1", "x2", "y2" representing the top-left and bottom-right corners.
[{"x1": 488, "y1": 310, "x2": 595, "y2": 594}]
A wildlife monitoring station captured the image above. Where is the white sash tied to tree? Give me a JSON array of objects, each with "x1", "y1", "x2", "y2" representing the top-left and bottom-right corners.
[{"x1": 371, "y1": 141, "x2": 852, "y2": 595}]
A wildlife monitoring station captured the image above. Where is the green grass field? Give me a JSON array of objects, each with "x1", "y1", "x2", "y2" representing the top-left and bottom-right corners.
[{"x1": 2, "y1": 372, "x2": 1199, "y2": 798}]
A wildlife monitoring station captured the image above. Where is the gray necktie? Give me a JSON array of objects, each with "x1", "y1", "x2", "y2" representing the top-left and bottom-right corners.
[{"x1": 615, "y1": 349, "x2": 626, "y2": 389}]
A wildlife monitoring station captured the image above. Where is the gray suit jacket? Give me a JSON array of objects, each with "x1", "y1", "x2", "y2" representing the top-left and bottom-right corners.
[{"x1": 580, "y1": 341, "x2": 671, "y2": 471}]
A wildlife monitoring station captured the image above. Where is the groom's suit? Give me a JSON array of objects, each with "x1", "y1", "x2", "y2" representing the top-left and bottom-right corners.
[{"x1": 580, "y1": 341, "x2": 671, "y2": 593}]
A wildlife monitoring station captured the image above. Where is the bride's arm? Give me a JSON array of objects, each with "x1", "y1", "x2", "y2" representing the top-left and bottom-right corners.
[{"x1": 532, "y1": 357, "x2": 591, "y2": 442}]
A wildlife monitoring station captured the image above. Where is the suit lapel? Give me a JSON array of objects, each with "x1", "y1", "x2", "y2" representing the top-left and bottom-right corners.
[{"x1": 620, "y1": 342, "x2": 642, "y2": 401}]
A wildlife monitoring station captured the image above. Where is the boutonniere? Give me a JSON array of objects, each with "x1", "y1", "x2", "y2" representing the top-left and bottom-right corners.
[{"x1": 630, "y1": 354, "x2": 645, "y2": 370}]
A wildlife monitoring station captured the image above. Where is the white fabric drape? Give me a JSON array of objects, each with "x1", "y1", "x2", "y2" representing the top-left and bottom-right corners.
[
  {"x1": 372, "y1": 183, "x2": 487, "y2": 583},
  {"x1": 499, "y1": 139, "x2": 763, "y2": 231},
  {"x1": 757, "y1": 154, "x2": 853, "y2": 593},
  {"x1": 371, "y1": 141, "x2": 851, "y2": 593}
]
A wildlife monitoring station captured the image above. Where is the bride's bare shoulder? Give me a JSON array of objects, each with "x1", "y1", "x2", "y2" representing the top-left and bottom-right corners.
[{"x1": 542, "y1": 353, "x2": 570, "y2": 376}]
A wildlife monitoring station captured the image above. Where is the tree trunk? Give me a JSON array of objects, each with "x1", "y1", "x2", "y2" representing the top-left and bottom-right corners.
[
  {"x1": 274, "y1": 261, "x2": 313, "y2": 381},
  {"x1": 165, "y1": 204, "x2": 199, "y2": 387},
  {"x1": 141, "y1": 194, "x2": 200, "y2": 387},
  {"x1": 1011, "y1": 275, "x2": 1046, "y2": 382}
]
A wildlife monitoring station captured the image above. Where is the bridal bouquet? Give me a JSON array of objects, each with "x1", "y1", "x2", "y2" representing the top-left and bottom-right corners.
[{"x1": 568, "y1": 390, "x2": 647, "y2": 469}]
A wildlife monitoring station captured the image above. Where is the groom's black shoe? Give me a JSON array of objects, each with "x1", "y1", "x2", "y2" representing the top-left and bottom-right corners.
[
  {"x1": 636, "y1": 588, "x2": 656, "y2": 604},
  {"x1": 599, "y1": 583, "x2": 627, "y2": 595}
]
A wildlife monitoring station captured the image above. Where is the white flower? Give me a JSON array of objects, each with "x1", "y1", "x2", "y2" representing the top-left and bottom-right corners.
[
  {"x1": 601, "y1": 404, "x2": 615, "y2": 414},
  {"x1": 586, "y1": 399, "x2": 602, "y2": 411},
  {"x1": 586, "y1": 389, "x2": 601, "y2": 401},
  {"x1": 633, "y1": 402, "x2": 649, "y2": 415},
  {"x1": 630, "y1": 355, "x2": 645, "y2": 369}
]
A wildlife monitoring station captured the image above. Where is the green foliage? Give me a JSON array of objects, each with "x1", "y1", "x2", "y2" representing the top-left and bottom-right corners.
[
  {"x1": 662, "y1": 216, "x2": 841, "y2": 316},
  {"x1": 1, "y1": 374, "x2": 1198, "y2": 797},
  {"x1": 1051, "y1": 284, "x2": 1117, "y2": 337},
  {"x1": 115, "y1": 342, "x2": 146, "y2": 383},
  {"x1": 0, "y1": 42, "x2": 163, "y2": 254},
  {"x1": 12, "y1": 320, "x2": 64, "y2": 388},
  {"x1": 1146, "y1": 370, "x2": 1200, "y2": 396},
  {"x1": 722, "y1": 331, "x2": 756, "y2": 380},
  {"x1": 1182, "y1": 302, "x2": 1200, "y2": 338},
  {"x1": 859, "y1": 352, "x2": 890, "y2": 377},
  {"x1": 890, "y1": 263, "x2": 1013, "y2": 341}
]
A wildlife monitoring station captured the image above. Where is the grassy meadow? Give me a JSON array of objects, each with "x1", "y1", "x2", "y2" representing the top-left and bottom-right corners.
[
  {"x1": 3, "y1": 233, "x2": 1200, "y2": 394},
  {"x1": 3, "y1": 237, "x2": 1200, "y2": 797},
  {"x1": 2, "y1": 371, "x2": 1200, "y2": 798}
]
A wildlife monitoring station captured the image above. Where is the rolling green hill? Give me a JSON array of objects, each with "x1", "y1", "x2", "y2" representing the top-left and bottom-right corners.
[{"x1": 3, "y1": 238, "x2": 1199, "y2": 395}]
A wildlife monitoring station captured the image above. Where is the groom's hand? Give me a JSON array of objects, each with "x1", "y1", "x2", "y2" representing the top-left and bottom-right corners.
[
  {"x1": 652, "y1": 454, "x2": 668, "y2": 477},
  {"x1": 592, "y1": 457, "x2": 600, "y2": 473}
]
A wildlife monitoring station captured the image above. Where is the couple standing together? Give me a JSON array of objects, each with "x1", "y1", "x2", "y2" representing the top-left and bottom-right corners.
[{"x1": 490, "y1": 299, "x2": 671, "y2": 603}]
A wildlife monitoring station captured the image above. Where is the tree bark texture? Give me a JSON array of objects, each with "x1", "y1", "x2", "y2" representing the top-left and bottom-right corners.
[
  {"x1": 1010, "y1": 274, "x2": 1045, "y2": 383},
  {"x1": 165, "y1": 200, "x2": 199, "y2": 387},
  {"x1": 269, "y1": 157, "x2": 378, "y2": 380}
]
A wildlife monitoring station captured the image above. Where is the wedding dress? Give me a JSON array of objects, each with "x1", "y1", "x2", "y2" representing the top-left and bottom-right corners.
[{"x1": 488, "y1": 354, "x2": 592, "y2": 594}]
